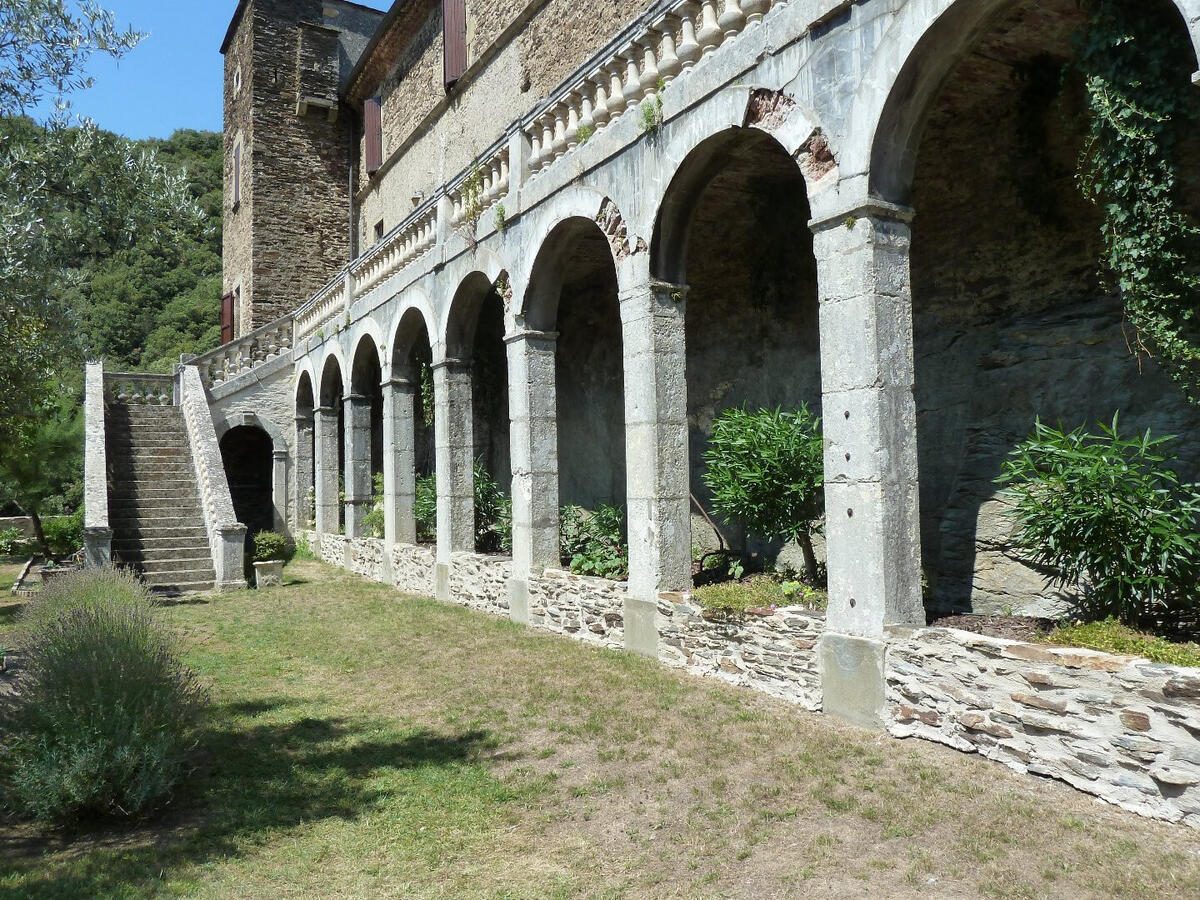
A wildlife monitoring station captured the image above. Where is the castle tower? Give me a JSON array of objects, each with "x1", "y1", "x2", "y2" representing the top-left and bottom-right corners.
[{"x1": 220, "y1": 0, "x2": 386, "y2": 338}]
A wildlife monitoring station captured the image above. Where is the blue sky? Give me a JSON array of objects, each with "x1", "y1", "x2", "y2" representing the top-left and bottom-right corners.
[{"x1": 55, "y1": 1, "x2": 390, "y2": 140}]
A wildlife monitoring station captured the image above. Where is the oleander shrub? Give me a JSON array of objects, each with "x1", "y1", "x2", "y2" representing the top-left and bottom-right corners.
[
  {"x1": 252, "y1": 530, "x2": 293, "y2": 563},
  {"x1": 0, "y1": 526, "x2": 27, "y2": 556},
  {"x1": 474, "y1": 462, "x2": 511, "y2": 554},
  {"x1": 42, "y1": 509, "x2": 84, "y2": 557},
  {"x1": 1, "y1": 569, "x2": 206, "y2": 823},
  {"x1": 998, "y1": 416, "x2": 1200, "y2": 632},
  {"x1": 702, "y1": 405, "x2": 825, "y2": 584}
]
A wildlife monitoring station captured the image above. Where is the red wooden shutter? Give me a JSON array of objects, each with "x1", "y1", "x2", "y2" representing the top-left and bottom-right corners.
[
  {"x1": 220, "y1": 292, "x2": 235, "y2": 345},
  {"x1": 443, "y1": 0, "x2": 467, "y2": 88},
  {"x1": 364, "y1": 97, "x2": 383, "y2": 175},
  {"x1": 233, "y1": 142, "x2": 242, "y2": 206}
]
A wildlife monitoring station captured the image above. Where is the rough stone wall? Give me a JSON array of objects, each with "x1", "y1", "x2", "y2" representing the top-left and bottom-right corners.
[
  {"x1": 529, "y1": 569, "x2": 627, "y2": 650},
  {"x1": 391, "y1": 542, "x2": 438, "y2": 595},
  {"x1": 888, "y1": 626, "x2": 1200, "y2": 827},
  {"x1": 909, "y1": 0, "x2": 1200, "y2": 616},
  {"x1": 222, "y1": 9, "x2": 255, "y2": 335},
  {"x1": 658, "y1": 595, "x2": 824, "y2": 710},
  {"x1": 449, "y1": 552, "x2": 513, "y2": 615}
]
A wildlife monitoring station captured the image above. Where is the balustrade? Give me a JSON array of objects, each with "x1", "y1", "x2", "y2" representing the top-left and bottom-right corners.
[{"x1": 104, "y1": 373, "x2": 174, "y2": 405}]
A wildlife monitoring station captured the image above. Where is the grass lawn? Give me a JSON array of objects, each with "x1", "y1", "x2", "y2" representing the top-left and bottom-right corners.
[{"x1": 2, "y1": 560, "x2": 1199, "y2": 898}]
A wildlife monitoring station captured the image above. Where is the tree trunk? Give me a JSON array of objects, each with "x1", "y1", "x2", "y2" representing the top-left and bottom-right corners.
[
  {"x1": 798, "y1": 532, "x2": 819, "y2": 585},
  {"x1": 29, "y1": 510, "x2": 50, "y2": 560}
]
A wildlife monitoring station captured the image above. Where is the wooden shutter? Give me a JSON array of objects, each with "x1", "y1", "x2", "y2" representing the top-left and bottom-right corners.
[
  {"x1": 364, "y1": 97, "x2": 383, "y2": 175},
  {"x1": 443, "y1": 0, "x2": 467, "y2": 88},
  {"x1": 221, "y1": 292, "x2": 235, "y2": 345},
  {"x1": 233, "y1": 142, "x2": 242, "y2": 207}
]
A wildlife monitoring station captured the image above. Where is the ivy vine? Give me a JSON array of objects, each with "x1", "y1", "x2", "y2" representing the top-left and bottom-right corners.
[{"x1": 1075, "y1": 0, "x2": 1200, "y2": 398}]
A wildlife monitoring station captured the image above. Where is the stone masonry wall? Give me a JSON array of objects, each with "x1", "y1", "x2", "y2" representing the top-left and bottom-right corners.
[
  {"x1": 888, "y1": 627, "x2": 1200, "y2": 827},
  {"x1": 658, "y1": 595, "x2": 824, "y2": 711},
  {"x1": 529, "y1": 569, "x2": 627, "y2": 651}
]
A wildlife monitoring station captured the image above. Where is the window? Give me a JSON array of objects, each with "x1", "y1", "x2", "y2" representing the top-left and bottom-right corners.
[
  {"x1": 233, "y1": 64, "x2": 243, "y2": 94},
  {"x1": 443, "y1": 0, "x2": 467, "y2": 89},
  {"x1": 364, "y1": 97, "x2": 383, "y2": 175},
  {"x1": 221, "y1": 292, "x2": 235, "y2": 345},
  {"x1": 374, "y1": 220, "x2": 385, "y2": 243}
]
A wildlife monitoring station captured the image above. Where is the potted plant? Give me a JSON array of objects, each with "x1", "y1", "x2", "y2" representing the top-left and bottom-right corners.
[{"x1": 251, "y1": 531, "x2": 292, "y2": 588}]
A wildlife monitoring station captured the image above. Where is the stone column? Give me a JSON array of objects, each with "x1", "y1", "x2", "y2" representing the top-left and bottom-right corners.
[
  {"x1": 382, "y1": 375, "x2": 418, "y2": 546},
  {"x1": 620, "y1": 277, "x2": 691, "y2": 657},
  {"x1": 505, "y1": 328, "x2": 560, "y2": 623},
  {"x1": 272, "y1": 449, "x2": 289, "y2": 534},
  {"x1": 811, "y1": 200, "x2": 923, "y2": 729},
  {"x1": 294, "y1": 412, "x2": 314, "y2": 531},
  {"x1": 313, "y1": 404, "x2": 340, "y2": 535},
  {"x1": 433, "y1": 359, "x2": 474, "y2": 601},
  {"x1": 343, "y1": 393, "x2": 372, "y2": 539}
]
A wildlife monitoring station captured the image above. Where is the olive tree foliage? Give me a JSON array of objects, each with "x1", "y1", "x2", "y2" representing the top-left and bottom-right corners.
[{"x1": 0, "y1": 0, "x2": 202, "y2": 450}]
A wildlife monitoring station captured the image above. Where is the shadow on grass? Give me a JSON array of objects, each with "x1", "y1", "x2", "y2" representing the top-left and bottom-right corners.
[{"x1": 0, "y1": 697, "x2": 497, "y2": 898}]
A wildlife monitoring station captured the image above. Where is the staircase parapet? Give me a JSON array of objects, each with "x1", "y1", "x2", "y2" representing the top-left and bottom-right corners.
[
  {"x1": 102, "y1": 371, "x2": 175, "y2": 405},
  {"x1": 177, "y1": 365, "x2": 247, "y2": 591},
  {"x1": 190, "y1": 314, "x2": 295, "y2": 390},
  {"x1": 83, "y1": 361, "x2": 112, "y2": 568}
]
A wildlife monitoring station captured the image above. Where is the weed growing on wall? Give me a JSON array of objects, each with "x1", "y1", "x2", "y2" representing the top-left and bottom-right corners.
[{"x1": 1076, "y1": 1, "x2": 1200, "y2": 398}]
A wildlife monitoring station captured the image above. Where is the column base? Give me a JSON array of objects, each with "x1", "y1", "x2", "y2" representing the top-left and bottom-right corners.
[
  {"x1": 623, "y1": 595, "x2": 658, "y2": 658},
  {"x1": 819, "y1": 632, "x2": 887, "y2": 730},
  {"x1": 215, "y1": 578, "x2": 248, "y2": 593},
  {"x1": 83, "y1": 526, "x2": 112, "y2": 569},
  {"x1": 435, "y1": 562, "x2": 451, "y2": 604},
  {"x1": 508, "y1": 577, "x2": 530, "y2": 625}
]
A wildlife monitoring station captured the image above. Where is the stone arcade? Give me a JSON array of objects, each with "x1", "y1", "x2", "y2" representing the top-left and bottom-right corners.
[{"x1": 86, "y1": 0, "x2": 1200, "y2": 826}]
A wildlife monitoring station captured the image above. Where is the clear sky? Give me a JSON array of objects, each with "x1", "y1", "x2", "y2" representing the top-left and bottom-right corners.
[{"x1": 54, "y1": 0, "x2": 390, "y2": 140}]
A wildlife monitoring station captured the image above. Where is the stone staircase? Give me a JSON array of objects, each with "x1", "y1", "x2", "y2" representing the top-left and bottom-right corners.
[{"x1": 105, "y1": 402, "x2": 217, "y2": 594}]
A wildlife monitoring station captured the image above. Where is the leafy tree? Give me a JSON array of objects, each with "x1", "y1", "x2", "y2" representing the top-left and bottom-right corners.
[
  {"x1": 997, "y1": 416, "x2": 1200, "y2": 632},
  {"x1": 702, "y1": 405, "x2": 825, "y2": 583}
]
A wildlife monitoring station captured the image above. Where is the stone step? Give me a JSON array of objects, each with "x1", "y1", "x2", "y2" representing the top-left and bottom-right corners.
[
  {"x1": 111, "y1": 527, "x2": 209, "y2": 541},
  {"x1": 111, "y1": 467, "x2": 197, "y2": 480},
  {"x1": 137, "y1": 556, "x2": 217, "y2": 575},
  {"x1": 115, "y1": 544, "x2": 212, "y2": 562},
  {"x1": 146, "y1": 579, "x2": 216, "y2": 596}
]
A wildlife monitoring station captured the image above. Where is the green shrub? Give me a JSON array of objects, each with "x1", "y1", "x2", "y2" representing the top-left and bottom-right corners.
[
  {"x1": 361, "y1": 472, "x2": 385, "y2": 539},
  {"x1": 414, "y1": 473, "x2": 437, "y2": 542},
  {"x1": 560, "y1": 503, "x2": 628, "y2": 580},
  {"x1": 42, "y1": 509, "x2": 84, "y2": 557},
  {"x1": 702, "y1": 405, "x2": 825, "y2": 583},
  {"x1": 998, "y1": 416, "x2": 1200, "y2": 631},
  {"x1": 0, "y1": 527, "x2": 27, "y2": 556},
  {"x1": 1, "y1": 569, "x2": 206, "y2": 823},
  {"x1": 1045, "y1": 618, "x2": 1200, "y2": 668},
  {"x1": 292, "y1": 534, "x2": 317, "y2": 560},
  {"x1": 693, "y1": 575, "x2": 827, "y2": 617},
  {"x1": 252, "y1": 530, "x2": 293, "y2": 563},
  {"x1": 474, "y1": 462, "x2": 511, "y2": 554}
]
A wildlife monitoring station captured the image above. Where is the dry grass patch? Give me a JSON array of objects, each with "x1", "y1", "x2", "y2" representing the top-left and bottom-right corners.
[{"x1": 1, "y1": 560, "x2": 1198, "y2": 898}]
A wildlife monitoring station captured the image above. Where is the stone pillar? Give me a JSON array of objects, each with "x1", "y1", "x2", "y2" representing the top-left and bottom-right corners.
[
  {"x1": 343, "y1": 393, "x2": 372, "y2": 539},
  {"x1": 620, "y1": 277, "x2": 691, "y2": 657},
  {"x1": 505, "y1": 328, "x2": 560, "y2": 624},
  {"x1": 272, "y1": 449, "x2": 289, "y2": 534},
  {"x1": 811, "y1": 201, "x2": 923, "y2": 729},
  {"x1": 433, "y1": 359, "x2": 474, "y2": 601},
  {"x1": 382, "y1": 375, "x2": 417, "y2": 546},
  {"x1": 313, "y1": 405, "x2": 340, "y2": 534},
  {"x1": 294, "y1": 412, "x2": 314, "y2": 530}
]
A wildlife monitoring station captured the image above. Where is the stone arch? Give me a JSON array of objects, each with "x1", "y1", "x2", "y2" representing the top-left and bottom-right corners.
[
  {"x1": 294, "y1": 362, "x2": 317, "y2": 410},
  {"x1": 386, "y1": 292, "x2": 438, "y2": 379},
  {"x1": 214, "y1": 409, "x2": 290, "y2": 449},
  {"x1": 844, "y1": 0, "x2": 1200, "y2": 206},
  {"x1": 348, "y1": 317, "x2": 387, "y2": 377},
  {"x1": 511, "y1": 186, "x2": 618, "y2": 322},
  {"x1": 219, "y1": 423, "x2": 277, "y2": 538},
  {"x1": 318, "y1": 348, "x2": 347, "y2": 407},
  {"x1": 445, "y1": 268, "x2": 510, "y2": 360}
]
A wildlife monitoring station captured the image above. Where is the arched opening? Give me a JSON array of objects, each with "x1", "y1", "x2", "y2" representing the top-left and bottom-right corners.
[
  {"x1": 526, "y1": 218, "x2": 627, "y2": 524},
  {"x1": 887, "y1": 0, "x2": 1200, "y2": 616},
  {"x1": 446, "y1": 272, "x2": 511, "y2": 553},
  {"x1": 220, "y1": 425, "x2": 275, "y2": 538},
  {"x1": 318, "y1": 355, "x2": 346, "y2": 534},
  {"x1": 654, "y1": 127, "x2": 821, "y2": 581},
  {"x1": 349, "y1": 335, "x2": 384, "y2": 537},
  {"x1": 295, "y1": 372, "x2": 316, "y2": 530},
  {"x1": 391, "y1": 307, "x2": 435, "y2": 543}
]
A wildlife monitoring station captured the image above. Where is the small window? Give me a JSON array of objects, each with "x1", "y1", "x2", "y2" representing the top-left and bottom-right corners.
[
  {"x1": 233, "y1": 64, "x2": 243, "y2": 94},
  {"x1": 374, "y1": 220, "x2": 385, "y2": 243},
  {"x1": 233, "y1": 141, "x2": 242, "y2": 209}
]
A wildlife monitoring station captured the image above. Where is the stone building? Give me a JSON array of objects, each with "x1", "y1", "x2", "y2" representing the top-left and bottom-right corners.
[{"x1": 84, "y1": 0, "x2": 1200, "y2": 822}]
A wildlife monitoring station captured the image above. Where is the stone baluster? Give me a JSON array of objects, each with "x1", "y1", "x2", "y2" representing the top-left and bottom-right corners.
[
  {"x1": 657, "y1": 18, "x2": 682, "y2": 84},
  {"x1": 743, "y1": 0, "x2": 770, "y2": 25},
  {"x1": 551, "y1": 105, "x2": 568, "y2": 159},
  {"x1": 639, "y1": 35, "x2": 661, "y2": 100},
  {"x1": 697, "y1": 0, "x2": 722, "y2": 55},
  {"x1": 592, "y1": 72, "x2": 611, "y2": 128},
  {"x1": 540, "y1": 113, "x2": 556, "y2": 170},
  {"x1": 579, "y1": 85, "x2": 596, "y2": 138},
  {"x1": 607, "y1": 64, "x2": 627, "y2": 118},
  {"x1": 565, "y1": 91, "x2": 581, "y2": 150},
  {"x1": 622, "y1": 48, "x2": 644, "y2": 107},
  {"x1": 528, "y1": 125, "x2": 544, "y2": 172},
  {"x1": 677, "y1": 3, "x2": 702, "y2": 69},
  {"x1": 718, "y1": 0, "x2": 745, "y2": 40},
  {"x1": 498, "y1": 150, "x2": 509, "y2": 194}
]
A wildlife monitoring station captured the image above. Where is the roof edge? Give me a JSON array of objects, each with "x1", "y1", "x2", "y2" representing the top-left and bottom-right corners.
[
  {"x1": 343, "y1": 0, "x2": 411, "y2": 102},
  {"x1": 219, "y1": 0, "x2": 251, "y2": 55}
]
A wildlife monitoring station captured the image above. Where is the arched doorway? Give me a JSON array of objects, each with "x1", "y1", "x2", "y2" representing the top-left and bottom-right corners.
[{"x1": 220, "y1": 425, "x2": 275, "y2": 538}]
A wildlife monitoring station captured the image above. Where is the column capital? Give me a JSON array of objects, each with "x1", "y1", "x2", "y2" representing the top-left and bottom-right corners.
[
  {"x1": 295, "y1": 411, "x2": 314, "y2": 424},
  {"x1": 315, "y1": 404, "x2": 338, "y2": 416},
  {"x1": 272, "y1": 449, "x2": 289, "y2": 461},
  {"x1": 503, "y1": 328, "x2": 560, "y2": 346},
  {"x1": 382, "y1": 375, "x2": 416, "y2": 390},
  {"x1": 430, "y1": 357, "x2": 472, "y2": 373},
  {"x1": 809, "y1": 198, "x2": 914, "y2": 233},
  {"x1": 343, "y1": 392, "x2": 371, "y2": 406}
]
